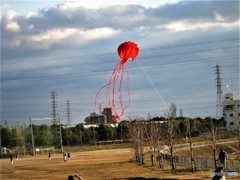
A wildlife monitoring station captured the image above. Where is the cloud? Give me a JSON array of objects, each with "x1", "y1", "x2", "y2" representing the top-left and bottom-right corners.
[
  {"x1": 214, "y1": 11, "x2": 225, "y2": 22},
  {"x1": 2, "y1": 10, "x2": 21, "y2": 32},
  {"x1": 56, "y1": 0, "x2": 175, "y2": 9},
  {"x1": 28, "y1": 27, "x2": 117, "y2": 49},
  {"x1": 1, "y1": 0, "x2": 239, "y2": 69},
  {"x1": 2, "y1": 1, "x2": 239, "y2": 31},
  {"x1": 5, "y1": 21, "x2": 20, "y2": 32},
  {"x1": 162, "y1": 20, "x2": 239, "y2": 32}
]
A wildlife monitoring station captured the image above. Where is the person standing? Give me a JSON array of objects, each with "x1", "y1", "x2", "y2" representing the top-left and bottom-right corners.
[
  {"x1": 64, "y1": 153, "x2": 67, "y2": 163},
  {"x1": 67, "y1": 152, "x2": 70, "y2": 161},
  {"x1": 10, "y1": 155, "x2": 13, "y2": 164},
  {"x1": 16, "y1": 154, "x2": 18, "y2": 161},
  {"x1": 219, "y1": 149, "x2": 227, "y2": 169},
  {"x1": 48, "y1": 153, "x2": 51, "y2": 161}
]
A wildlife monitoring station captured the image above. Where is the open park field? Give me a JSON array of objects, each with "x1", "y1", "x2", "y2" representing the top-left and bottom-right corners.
[{"x1": 1, "y1": 146, "x2": 239, "y2": 180}]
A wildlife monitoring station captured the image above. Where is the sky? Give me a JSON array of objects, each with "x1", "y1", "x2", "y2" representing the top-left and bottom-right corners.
[{"x1": 1, "y1": 0, "x2": 239, "y2": 126}]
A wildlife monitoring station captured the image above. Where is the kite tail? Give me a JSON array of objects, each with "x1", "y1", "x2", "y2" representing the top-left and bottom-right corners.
[
  {"x1": 118, "y1": 63, "x2": 131, "y2": 117},
  {"x1": 95, "y1": 61, "x2": 131, "y2": 120},
  {"x1": 95, "y1": 62, "x2": 121, "y2": 113}
]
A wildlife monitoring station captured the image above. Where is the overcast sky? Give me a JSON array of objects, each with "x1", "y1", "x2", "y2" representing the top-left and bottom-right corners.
[{"x1": 1, "y1": 0, "x2": 239, "y2": 126}]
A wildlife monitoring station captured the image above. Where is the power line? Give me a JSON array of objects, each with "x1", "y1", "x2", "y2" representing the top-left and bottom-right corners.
[
  {"x1": 1, "y1": 53, "x2": 238, "y2": 83},
  {"x1": 2, "y1": 37, "x2": 238, "y2": 63}
]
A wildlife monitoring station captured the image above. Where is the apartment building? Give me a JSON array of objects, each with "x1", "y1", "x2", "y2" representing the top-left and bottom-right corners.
[{"x1": 223, "y1": 93, "x2": 240, "y2": 132}]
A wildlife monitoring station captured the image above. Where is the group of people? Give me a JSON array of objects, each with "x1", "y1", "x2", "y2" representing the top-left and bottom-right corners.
[
  {"x1": 9, "y1": 151, "x2": 83, "y2": 179},
  {"x1": 47, "y1": 152, "x2": 71, "y2": 162},
  {"x1": 63, "y1": 152, "x2": 70, "y2": 162}
]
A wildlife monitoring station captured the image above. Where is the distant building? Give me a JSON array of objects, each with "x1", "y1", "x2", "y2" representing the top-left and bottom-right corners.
[
  {"x1": 223, "y1": 93, "x2": 240, "y2": 132},
  {"x1": 84, "y1": 108, "x2": 117, "y2": 124}
]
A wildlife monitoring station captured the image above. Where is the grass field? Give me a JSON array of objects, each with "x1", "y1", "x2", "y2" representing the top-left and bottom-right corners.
[{"x1": 0, "y1": 142, "x2": 239, "y2": 180}]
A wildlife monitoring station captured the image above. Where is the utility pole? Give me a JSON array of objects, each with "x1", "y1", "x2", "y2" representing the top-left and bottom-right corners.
[
  {"x1": 30, "y1": 118, "x2": 35, "y2": 156},
  {"x1": 215, "y1": 64, "x2": 223, "y2": 120},
  {"x1": 66, "y1": 100, "x2": 71, "y2": 146},
  {"x1": 58, "y1": 115, "x2": 64, "y2": 153}
]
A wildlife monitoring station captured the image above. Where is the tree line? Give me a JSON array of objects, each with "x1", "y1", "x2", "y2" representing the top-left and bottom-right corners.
[
  {"x1": 1, "y1": 114, "x2": 238, "y2": 173},
  {"x1": 1, "y1": 116, "x2": 223, "y2": 149}
]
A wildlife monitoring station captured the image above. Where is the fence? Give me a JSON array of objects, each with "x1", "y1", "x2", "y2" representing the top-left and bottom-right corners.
[{"x1": 164, "y1": 154, "x2": 239, "y2": 170}]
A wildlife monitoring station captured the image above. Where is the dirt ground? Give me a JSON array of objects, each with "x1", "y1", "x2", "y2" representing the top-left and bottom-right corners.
[{"x1": 0, "y1": 148, "x2": 239, "y2": 180}]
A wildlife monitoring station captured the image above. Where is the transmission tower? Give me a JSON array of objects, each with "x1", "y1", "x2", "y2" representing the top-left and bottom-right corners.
[
  {"x1": 66, "y1": 99, "x2": 71, "y2": 126},
  {"x1": 51, "y1": 91, "x2": 58, "y2": 124},
  {"x1": 215, "y1": 64, "x2": 223, "y2": 119}
]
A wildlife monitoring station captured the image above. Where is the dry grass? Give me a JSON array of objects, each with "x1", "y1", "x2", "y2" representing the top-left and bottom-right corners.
[
  {"x1": 175, "y1": 142, "x2": 239, "y2": 158},
  {"x1": 0, "y1": 144, "x2": 239, "y2": 180}
]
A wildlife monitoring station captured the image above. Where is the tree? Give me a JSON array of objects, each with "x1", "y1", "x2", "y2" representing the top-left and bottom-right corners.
[
  {"x1": 32, "y1": 125, "x2": 53, "y2": 147},
  {"x1": 186, "y1": 118, "x2": 196, "y2": 172},
  {"x1": 144, "y1": 121, "x2": 160, "y2": 166},
  {"x1": 75, "y1": 123, "x2": 85, "y2": 145},
  {"x1": 116, "y1": 121, "x2": 129, "y2": 140},
  {"x1": 97, "y1": 124, "x2": 114, "y2": 141},
  {"x1": 232, "y1": 112, "x2": 240, "y2": 148},
  {"x1": 161, "y1": 117, "x2": 177, "y2": 170},
  {"x1": 128, "y1": 119, "x2": 144, "y2": 164},
  {"x1": 179, "y1": 120, "x2": 188, "y2": 136},
  {"x1": 68, "y1": 134, "x2": 80, "y2": 145},
  {"x1": 154, "y1": 121, "x2": 165, "y2": 168},
  {"x1": 1, "y1": 126, "x2": 12, "y2": 147},
  {"x1": 210, "y1": 117, "x2": 218, "y2": 170},
  {"x1": 161, "y1": 105, "x2": 178, "y2": 170},
  {"x1": 51, "y1": 124, "x2": 60, "y2": 146},
  {"x1": 11, "y1": 127, "x2": 25, "y2": 147}
]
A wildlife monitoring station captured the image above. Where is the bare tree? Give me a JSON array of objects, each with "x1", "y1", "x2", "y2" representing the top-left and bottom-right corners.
[
  {"x1": 128, "y1": 117, "x2": 144, "y2": 164},
  {"x1": 186, "y1": 118, "x2": 197, "y2": 172},
  {"x1": 155, "y1": 122, "x2": 165, "y2": 168},
  {"x1": 233, "y1": 113, "x2": 240, "y2": 148},
  {"x1": 210, "y1": 117, "x2": 218, "y2": 170},
  {"x1": 161, "y1": 117, "x2": 177, "y2": 170},
  {"x1": 144, "y1": 121, "x2": 157, "y2": 166},
  {"x1": 160, "y1": 105, "x2": 178, "y2": 170}
]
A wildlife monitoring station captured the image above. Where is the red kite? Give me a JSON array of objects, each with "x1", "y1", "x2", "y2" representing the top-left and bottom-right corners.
[{"x1": 95, "y1": 41, "x2": 140, "y2": 120}]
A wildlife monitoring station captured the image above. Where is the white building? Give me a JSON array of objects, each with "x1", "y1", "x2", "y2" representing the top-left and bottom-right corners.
[{"x1": 223, "y1": 93, "x2": 240, "y2": 132}]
